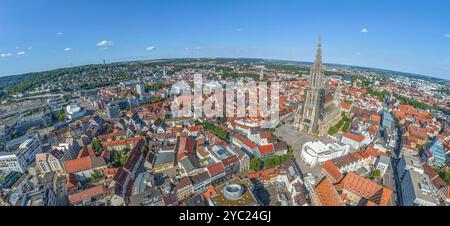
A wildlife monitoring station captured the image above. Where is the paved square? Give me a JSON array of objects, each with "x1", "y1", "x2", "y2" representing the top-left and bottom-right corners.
[{"x1": 275, "y1": 123, "x2": 328, "y2": 182}]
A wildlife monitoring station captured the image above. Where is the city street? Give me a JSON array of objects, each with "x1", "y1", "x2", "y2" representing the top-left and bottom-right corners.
[{"x1": 390, "y1": 119, "x2": 404, "y2": 206}]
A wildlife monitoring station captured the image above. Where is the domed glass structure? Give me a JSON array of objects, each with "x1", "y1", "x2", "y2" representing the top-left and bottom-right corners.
[{"x1": 222, "y1": 184, "x2": 245, "y2": 201}]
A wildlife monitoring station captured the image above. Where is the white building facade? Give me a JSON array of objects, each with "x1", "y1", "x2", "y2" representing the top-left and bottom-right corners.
[
  {"x1": 301, "y1": 141, "x2": 350, "y2": 166},
  {"x1": 0, "y1": 134, "x2": 42, "y2": 173}
]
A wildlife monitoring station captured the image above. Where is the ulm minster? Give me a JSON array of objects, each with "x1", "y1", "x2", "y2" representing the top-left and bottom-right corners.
[{"x1": 295, "y1": 37, "x2": 343, "y2": 137}]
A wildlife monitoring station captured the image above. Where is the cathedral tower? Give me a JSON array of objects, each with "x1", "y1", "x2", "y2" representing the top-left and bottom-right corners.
[{"x1": 294, "y1": 37, "x2": 343, "y2": 136}]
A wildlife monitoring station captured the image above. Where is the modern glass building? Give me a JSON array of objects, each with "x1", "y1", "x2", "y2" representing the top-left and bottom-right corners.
[
  {"x1": 422, "y1": 138, "x2": 446, "y2": 167},
  {"x1": 382, "y1": 108, "x2": 395, "y2": 129}
]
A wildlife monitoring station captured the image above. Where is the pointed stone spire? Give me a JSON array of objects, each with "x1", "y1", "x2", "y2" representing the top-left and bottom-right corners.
[
  {"x1": 315, "y1": 36, "x2": 322, "y2": 66},
  {"x1": 310, "y1": 36, "x2": 324, "y2": 89}
]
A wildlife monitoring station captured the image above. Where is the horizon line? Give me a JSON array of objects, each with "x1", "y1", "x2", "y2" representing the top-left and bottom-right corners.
[{"x1": 0, "y1": 56, "x2": 448, "y2": 82}]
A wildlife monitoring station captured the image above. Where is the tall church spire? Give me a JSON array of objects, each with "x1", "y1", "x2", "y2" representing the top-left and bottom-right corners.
[
  {"x1": 296, "y1": 36, "x2": 342, "y2": 136},
  {"x1": 310, "y1": 36, "x2": 323, "y2": 89},
  {"x1": 315, "y1": 36, "x2": 322, "y2": 66}
]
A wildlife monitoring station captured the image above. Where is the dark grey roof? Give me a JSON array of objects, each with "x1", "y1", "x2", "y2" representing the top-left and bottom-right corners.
[
  {"x1": 129, "y1": 188, "x2": 163, "y2": 206},
  {"x1": 190, "y1": 171, "x2": 211, "y2": 185},
  {"x1": 249, "y1": 127, "x2": 261, "y2": 135},
  {"x1": 179, "y1": 157, "x2": 197, "y2": 173},
  {"x1": 154, "y1": 152, "x2": 175, "y2": 167},
  {"x1": 186, "y1": 194, "x2": 208, "y2": 206},
  {"x1": 273, "y1": 142, "x2": 288, "y2": 152},
  {"x1": 331, "y1": 153, "x2": 359, "y2": 168},
  {"x1": 91, "y1": 156, "x2": 107, "y2": 168}
]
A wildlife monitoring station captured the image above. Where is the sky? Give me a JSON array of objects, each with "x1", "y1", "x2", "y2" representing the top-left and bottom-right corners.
[{"x1": 0, "y1": 0, "x2": 449, "y2": 79}]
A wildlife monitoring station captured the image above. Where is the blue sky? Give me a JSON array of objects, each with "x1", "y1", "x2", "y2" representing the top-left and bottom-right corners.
[{"x1": 0, "y1": 0, "x2": 449, "y2": 79}]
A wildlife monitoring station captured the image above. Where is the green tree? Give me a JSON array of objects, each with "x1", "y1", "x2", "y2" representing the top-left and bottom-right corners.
[
  {"x1": 264, "y1": 157, "x2": 275, "y2": 169},
  {"x1": 250, "y1": 157, "x2": 262, "y2": 172},
  {"x1": 119, "y1": 155, "x2": 127, "y2": 166},
  {"x1": 120, "y1": 147, "x2": 130, "y2": 156},
  {"x1": 273, "y1": 155, "x2": 282, "y2": 166},
  {"x1": 438, "y1": 170, "x2": 450, "y2": 185},
  {"x1": 91, "y1": 139, "x2": 104, "y2": 155},
  {"x1": 328, "y1": 126, "x2": 339, "y2": 136},
  {"x1": 372, "y1": 170, "x2": 382, "y2": 178},
  {"x1": 203, "y1": 122, "x2": 229, "y2": 142},
  {"x1": 57, "y1": 111, "x2": 66, "y2": 122},
  {"x1": 342, "y1": 118, "x2": 351, "y2": 132}
]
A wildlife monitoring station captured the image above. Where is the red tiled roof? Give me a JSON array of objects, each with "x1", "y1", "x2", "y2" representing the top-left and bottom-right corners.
[
  {"x1": 99, "y1": 131, "x2": 126, "y2": 140},
  {"x1": 259, "y1": 131, "x2": 272, "y2": 139},
  {"x1": 360, "y1": 146, "x2": 388, "y2": 159},
  {"x1": 314, "y1": 177, "x2": 345, "y2": 206},
  {"x1": 398, "y1": 104, "x2": 416, "y2": 113},
  {"x1": 186, "y1": 125, "x2": 204, "y2": 132},
  {"x1": 68, "y1": 185, "x2": 105, "y2": 205},
  {"x1": 234, "y1": 134, "x2": 257, "y2": 150},
  {"x1": 207, "y1": 162, "x2": 225, "y2": 177},
  {"x1": 422, "y1": 163, "x2": 438, "y2": 180},
  {"x1": 221, "y1": 155, "x2": 239, "y2": 168},
  {"x1": 322, "y1": 161, "x2": 343, "y2": 183},
  {"x1": 335, "y1": 172, "x2": 393, "y2": 206},
  {"x1": 177, "y1": 136, "x2": 196, "y2": 160},
  {"x1": 371, "y1": 114, "x2": 381, "y2": 124},
  {"x1": 64, "y1": 157, "x2": 93, "y2": 174},
  {"x1": 203, "y1": 185, "x2": 217, "y2": 200},
  {"x1": 408, "y1": 126, "x2": 429, "y2": 141},
  {"x1": 341, "y1": 102, "x2": 351, "y2": 110},
  {"x1": 66, "y1": 174, "x2": 78, "y2": 191},
  {"x1": 368, "y1": 125, "x2": 378, "y2": 137},
  {"x1": 257, "y1": 144, "x2": 274, "y2": 156},
  {"x1": 448, "y1": 186, "x2": 450, "y2": 200},
  {"x1": 431, "y1": 176, "x2": 447, "y2": 190},
  {"x1": 102, "y1": 136, "x2": 145, "y2": 147},
  {"x1": 342, "y1": 132, "x2": 365, "y2": 143},
  {"x1": 77, "y1": 147, "x2": 96, "y2": 159},
  {"x1": 64, "y1": 156, "x2": 106, "y2": 174},
  {"x1": 234, "y1": 121, "x2": 250, "y2": 130},
  {"x1": 245, "y1": 168, "x2": 278, "y2": 182},
  {"x1": 124, "y1": 139, "x2": 145, "y2": 172},
  {"x1": 104, "y1": 168, "x2": 118, "y2": 176},
  {"x1": 101, "y1": 150, "x2": 111, "y2": 159}
]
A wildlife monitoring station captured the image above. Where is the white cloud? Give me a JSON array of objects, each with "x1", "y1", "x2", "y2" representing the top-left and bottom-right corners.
[
  {"x1": 97, "y1": 40, "x2": 113, "y2": 49},
  {"x1": 16, "y1": 51, "x2": 26, "y2": 56},
  {"x1": 64, "y1": 48, "x2": 72, "y2": 52},
  {"x1": 146, "y1": 46, "x2": 156, "y2": 51},
  {"x1": 361, "y1": 28, "x2": 368, "y2": 33},
  {"x1": 1, "y1": 53, "x2": 12, "y2": 58},
  {"x1": 56, "y1": 32, "x2": 64, "y2": 35},
  {"x1": 445, "y1": 34, "x2": 450, "y2": 39},
  {"x1": 354, "y1": 52, "x2": 361, "y2": 55},
  {"x1": 28, "y1": 46, "x2": 33, "y2": 50}
]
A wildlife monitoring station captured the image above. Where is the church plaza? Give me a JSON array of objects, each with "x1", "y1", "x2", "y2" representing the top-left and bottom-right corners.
[{"x1": 275, "y1": 123, "x2": 332, "y2": 182}]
